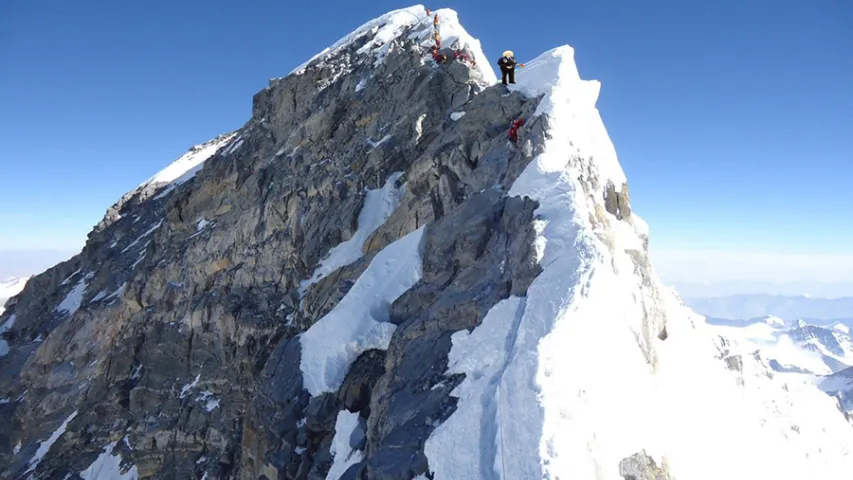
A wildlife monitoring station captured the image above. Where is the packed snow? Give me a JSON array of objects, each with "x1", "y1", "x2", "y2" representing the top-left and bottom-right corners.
[
  {"x1": 142, "y1": 133, "x2": 236, "y2": 199},
  {"x1": 25, "y1": 410, "x2": 78, "y2": 474},
  {"x1": 449, "y1": 111, "x2": 466, "y2": 121},
  {"x1": 422, "y1": 44, "x2": 853, "y2": 479},
  {"x1": 326, "y1": 410, "x2": 364, "y2": 479},
  {"x1": 54, "y1": 272, "x2": 93, "y2": 316},
  {"x1": 300, "y1": 225, "x2": 425, "y2": 396},
  {"x1": 299, "y1": 172, "x2": 406, "y2": 296},
  {"x1": 0, "y1": 276, "x2": 28, "y2": 314},
  {"x1": 79, "y1": 442, "x2": 139, "y2": 480}
]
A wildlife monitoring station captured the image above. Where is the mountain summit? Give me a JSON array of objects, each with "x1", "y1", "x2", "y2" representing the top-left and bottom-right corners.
[{"x1": 2, "y1": 5, "x2": 852, "y2": 479}]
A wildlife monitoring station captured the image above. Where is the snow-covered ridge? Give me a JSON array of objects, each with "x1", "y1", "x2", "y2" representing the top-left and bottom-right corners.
[
  {"x1": 140, "y1": 132, "x2": 238, "y2": 197},
  {"x1": 288, "y1": 5, "x2": 496, "y2": 85},
  {"x1": 422, "y1": 44, "x2": 853, "y2": 479}
]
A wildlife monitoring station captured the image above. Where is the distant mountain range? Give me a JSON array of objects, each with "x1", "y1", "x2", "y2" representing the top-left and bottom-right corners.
[
  {"x1": 705, "y1": 315, "x2": 853, "y2": 376},
  {"x1": 687, "y1": 294, "x2": 853, "y2": 322}
]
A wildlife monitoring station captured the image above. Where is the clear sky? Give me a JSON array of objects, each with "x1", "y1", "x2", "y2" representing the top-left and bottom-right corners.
[{"x1": 1, "y1": 1, "x2": 851, "y2": 291}]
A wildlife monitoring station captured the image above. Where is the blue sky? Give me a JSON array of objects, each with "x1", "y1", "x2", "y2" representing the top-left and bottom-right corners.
[{"x1": 1, "y1": 0, "x2": 851, "y2": 287}]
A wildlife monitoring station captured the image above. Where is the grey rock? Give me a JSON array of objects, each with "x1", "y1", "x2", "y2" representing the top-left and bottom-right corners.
[
  {"x1": 619, "y1": 450, "x2": 674, "y2": 480},
  {"x1": 605, "y1": 181, "x2": 632, "y2": 220},
  {"x1": 338, "y1": 350, "x2": 386, "y2": 415}
]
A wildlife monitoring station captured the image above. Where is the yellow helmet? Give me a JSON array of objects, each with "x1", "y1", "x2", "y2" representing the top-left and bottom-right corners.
[{"x1": 503, "y1": 50, "x2": 514, "y2": 57}]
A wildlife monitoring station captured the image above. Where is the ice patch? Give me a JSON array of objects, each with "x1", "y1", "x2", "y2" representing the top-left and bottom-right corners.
[
  {"x1": 79, "y1": 441, "x2": 139, "y2": 480},
  {"x1": 131, "y1": 252, "x2": 146, "y2": 270},
  {"x1": 327, "y1": 410, "x2": 364, "y2": 479},
  {"x1": 299, "y1": 172, "x2": 406, "y2": 296},
  {"x1": 25, "y1": 410, "x2": 78, "y2": 474},
  {"x1": 179, "y1": 374, "x2": 200, "y2": 399},
  {"x1": 415, "y1": 113, "x2": 427, "y2": 141},
  {"x1": 450, "y1": 111, "x2": 466, "y2": 121},
  {"x1": 222, "y1": 137, "x2": 244, "y2": 156},
  {"x1": 55, "y1": 272, "x2": 93, "y2": 316},
  {"x1": 366, "y1": 134, "x2": 391, "y2": 149},
  {"x1": 300, "y1": 225, "x2": 426, "y2": 396},
  {"x1": 121, "y1": 220, "x2": 163, "y2": 253},
  {"x1": 106, "y1": 284, "x2": 126, "y2": 303}
]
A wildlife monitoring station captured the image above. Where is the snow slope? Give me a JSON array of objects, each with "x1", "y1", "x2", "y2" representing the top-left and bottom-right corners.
[
  {"x1": 422, "y1": 45, "x2": 853, "y2": 479},
  {"x1": 78, "y1": 442, "x2": 139, "y2": 480},
  {"x1": 290, "y1": 5, "x2": 496, "y2": 85},
  {"x1": 0, "y1": 276, "x2": 28, "y2": 315},
  {"x1": 300, "y1": 226, "x2": 426, "y2": 396},
  {"x1": 139, "y1": 133, "x2": 237, "y2": 199}
]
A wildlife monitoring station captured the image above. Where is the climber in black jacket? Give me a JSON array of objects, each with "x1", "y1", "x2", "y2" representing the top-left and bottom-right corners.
[{"x1": 497, "y1": 50, "x2": 517, "y2": 85}]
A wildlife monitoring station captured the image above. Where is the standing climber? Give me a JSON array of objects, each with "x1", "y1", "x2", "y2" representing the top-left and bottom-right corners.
[{"x1": 497, "y1": 50, "x2": 517, "y2": 85}]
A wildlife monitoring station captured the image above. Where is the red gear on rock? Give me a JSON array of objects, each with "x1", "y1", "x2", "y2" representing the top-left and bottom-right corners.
[
  {"x1": 508, "y1": 118, "x2": 525, "y2": 142},
  {"x1": 432, "y1": 47, "x2": 446, "y2": 63}
]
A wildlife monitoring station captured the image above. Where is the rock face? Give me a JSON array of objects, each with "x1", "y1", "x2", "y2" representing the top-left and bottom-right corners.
[
  {"x1": 3, "y1": 5, "x2": 853, "y2": 480},
  {"x1": 0, "y1": 7, "x2": 541, "y2": 479}
]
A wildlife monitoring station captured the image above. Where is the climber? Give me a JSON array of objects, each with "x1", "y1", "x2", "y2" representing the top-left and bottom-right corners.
[
  {"x1": 497, "y1": 50, "x2": 517, "y2": 85},
  {"x1": 432, "y1": 45, "x2": 447, "y2": 63},
  {"x1": 508, "y1": 118, "x2": 524, "y2": 143}
]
